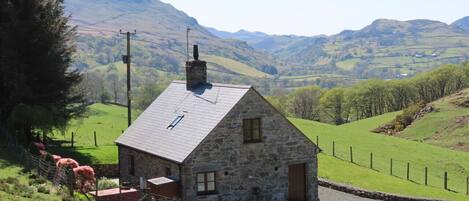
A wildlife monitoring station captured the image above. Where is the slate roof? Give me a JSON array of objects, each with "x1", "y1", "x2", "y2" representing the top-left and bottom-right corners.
[{"x1": 115, "y1": 80, "x2": 251, "y2": 163}]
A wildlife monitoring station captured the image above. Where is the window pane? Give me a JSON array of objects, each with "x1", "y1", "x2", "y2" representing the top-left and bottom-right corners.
[
  {"x1": 252, "y1": 129, "x2": 260, "y2": 140},
  {"x1": 197, "y1": 173, "x2": 204, "y2": 183},
  {"x1": 207, "y1": 172, "x2": 215, "y2": 181},
  {"x1": 243, "y1": 119, "x2": 251, "y2": 130},
  {"x1": 207, "y1": 181, "x2": 215, "y2": 191},
  {"x1": 197, "y1": 183, "x2": 205, "y2": 192},
  {"x1": 252, "y1": 119, "x2": 260, "y2": 129}
]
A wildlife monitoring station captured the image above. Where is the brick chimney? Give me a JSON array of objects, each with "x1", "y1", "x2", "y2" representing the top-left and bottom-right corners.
[{"x1": 185, "y1": 45, "x2": 207, "y2": 90}]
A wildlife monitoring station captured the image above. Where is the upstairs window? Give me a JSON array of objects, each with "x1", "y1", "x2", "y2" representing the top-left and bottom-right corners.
[
  {"x1": 167, "y1": 115, "x2": 184, "y2": 130},
  {"x1": 243, "y1": 118, "x2": 262, "y2": 143},
  {"x1": 197, "y1": 172, "x2": 217, "y2": 195}
]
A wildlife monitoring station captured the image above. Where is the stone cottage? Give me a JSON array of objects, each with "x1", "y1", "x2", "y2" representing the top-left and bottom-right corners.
[{"x1": 115, "y1": 46, "x2": 319, "y2": 201}]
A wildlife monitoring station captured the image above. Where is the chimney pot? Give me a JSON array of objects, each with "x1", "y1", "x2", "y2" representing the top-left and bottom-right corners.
[{"x1": 193, "y1": 45, "x2": 199, "y2": 60}]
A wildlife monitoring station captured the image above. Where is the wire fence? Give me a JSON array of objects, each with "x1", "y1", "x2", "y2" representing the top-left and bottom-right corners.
[
  {"x1": 0, "y1": 127, "x2": 74, "y2": 191},
  {"x1": 315, "y1": 135, "x2": 469, "y2": 195},
  {"x1": 55, "y1": 130, "x2": 124, "y2": 148}
]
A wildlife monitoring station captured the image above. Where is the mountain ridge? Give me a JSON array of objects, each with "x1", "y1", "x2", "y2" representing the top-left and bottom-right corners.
[
  {"x1": 65, "y1": 0, "x2": 281, "y2": 75},
  {"x1": 208, "y1": 16, "x2": 469, "y2": 78}
]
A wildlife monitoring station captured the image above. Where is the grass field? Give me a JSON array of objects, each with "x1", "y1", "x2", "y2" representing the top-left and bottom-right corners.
[
  {"x1": 400, "y1": 88, "x2": 469, "y2": 151},
  {"x1": 292, "y1": 113, "x2": 469, "y2": 199},
  {"x1": 51, "y1": 103, "x2": 469, "y2": 200},
  {"x1": 0, "y1": 147, "x2": 63, "y2": 201},
  {"x1": 50, "y1": 103, "x2": 134, "y2": 164},
  {"x1": 319, "y1": 154, "x2": 469, "y2": 201}
]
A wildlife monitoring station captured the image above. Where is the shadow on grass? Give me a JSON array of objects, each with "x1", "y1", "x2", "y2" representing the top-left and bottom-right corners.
[
  {"x1": 48, "y1": 145, "x2": 99, "y2": 165},
  {"x1": 0, "y1": 146, "x2": 23, "y2": 168}
]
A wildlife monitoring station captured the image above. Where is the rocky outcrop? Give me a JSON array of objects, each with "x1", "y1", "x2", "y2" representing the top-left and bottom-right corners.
[
  {"x1": 373, "y1": 104, "x2": 433, "y2": 135},
  {"x1": 413, "y1": 105, "x2": 434, "y2": 120}
]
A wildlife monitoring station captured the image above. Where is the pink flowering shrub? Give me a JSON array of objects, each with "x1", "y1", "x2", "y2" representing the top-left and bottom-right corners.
[
  {"x1": 34, "y1": 142, "x2": 45, "y2": 150},
  {"x1": 56, "y1": 158, "x2": 79, "y2": 169},
  {"x1": 52, "y1": 155, "x2": 62, "y2": 163},
  {"x1": 39, "y1": 150, "x2": 48, "y2": 158},
  {"x1": 73, "y1": 166, "x2": 96, "y2": 193}
]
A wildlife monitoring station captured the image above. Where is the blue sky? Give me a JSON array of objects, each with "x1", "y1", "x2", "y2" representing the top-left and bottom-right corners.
[{"x1": 161, "y1": 0, "x2": 469, "y2": 36}]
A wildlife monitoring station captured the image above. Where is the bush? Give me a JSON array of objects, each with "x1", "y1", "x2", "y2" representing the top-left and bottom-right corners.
[
  {"x1": 12, "y1": 182, "x2": 35, "y2": 198},
  {"x1": 97, "y1": 177, "x2": 118, "y2": 190},
  {"x1": 37, "y1": 184, "x2": 50, "y2": 194},
  {"x1": 44, "y1": 153, "x2": 55, "y2": 164},
  {"x1": 73, "y1": 166, "x2": 96, "y2": 193},
  {"x1": 0, "y1": 181, "x2": 10, "y2": 192},
  {"x1": 4, "y1": 177, "x2": 19, "y2": 185},
  {"x1": 56, "y1": 158, "x2": 79, "y2": 169},
  {"x1": 28, "y1": 175, "x2": 47, "y2": 186},
  {"x1": 29, "y1": 142, "x2": 41, "y2": 156}
]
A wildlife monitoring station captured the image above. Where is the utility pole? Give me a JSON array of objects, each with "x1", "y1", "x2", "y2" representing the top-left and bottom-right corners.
[{"x1": 120, "y1": 29, "x2": 136, "y2": 127}]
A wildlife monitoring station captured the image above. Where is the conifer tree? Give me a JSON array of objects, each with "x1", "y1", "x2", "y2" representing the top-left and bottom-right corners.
[{"x1": 0, "y1": 0, "x2": 85, "y2": 143}]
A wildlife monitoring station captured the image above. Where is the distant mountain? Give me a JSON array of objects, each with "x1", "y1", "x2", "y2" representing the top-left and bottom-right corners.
[
  {"x1": 209, "y1": 17, "x2": 469, "y2": 79},
  {"x1": 66, "y1": 0, "x2": 469, "y2": 81},
  {"x1": 205, "y1": 27, "x2": 270, "y2": 44},
  {"x1": 65, "y1": 0, "x2": 280, "y2": 76},
  {"x1": 452, "y1": 16, "x2": 469, "y2": 31}
]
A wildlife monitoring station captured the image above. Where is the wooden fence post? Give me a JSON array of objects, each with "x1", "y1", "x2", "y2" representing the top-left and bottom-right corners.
[
  {"x1": 71, "y1": 132, "x2": 74, "y2": 148},
  {"x1": 444, "y1": 172, "x2": 448, "y2": 190},
  {"x1": 332, "y1": 141, "x2": 335, "y2": 157},
  {"x1": 94, "y1": 131, "x2": 98, "y2": 147},
  {"x1": 425, "y1": 167, "x2": 428, "y2": 185},
  {"x1": 349, "y1": 146, "x2": 353, "y2": 163},
  {"x1": 370, "y1": 152, "x2": 373, "y2": 169},
  {"x1": 96, "y1": 178, "x2": 99, "y2": 198},
  {"x1": 390, "y1": 158, "x2": 393, "y2": 175},
  {"x1": 406, "y1": 162, "x2": 410, "y2": 180}
]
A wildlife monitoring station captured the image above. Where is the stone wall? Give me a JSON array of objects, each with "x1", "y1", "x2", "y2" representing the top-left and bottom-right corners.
[
  {"x1": 185, "y1": 60, "x2": 207, "y2": 90},
  {"x1": 118, "y1": 145, "x2": 180, "y2": 186},
  {"x1": 93, "y1": 164, "x2": 119, "y2": 178},
  {"x1": 181, "y1": 89, "x2": 319, "y2": 201},
  {"x1": 319, "y1": 179, "x2": 443, "y2": 201}
]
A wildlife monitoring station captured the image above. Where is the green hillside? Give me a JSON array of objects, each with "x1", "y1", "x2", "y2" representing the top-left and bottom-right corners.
[
  {"x1": 203, "y1": 54, "x2": 272, "y2": 78},
  {"x1": 66, "y1": 0, "x2": 280, "y2": 75},
  {"x1": 0, "y1": 147, "x2": 65, "y2": 200},
  {"x1": 292, "y1": 114, "x2": 469, "y2": 199},
  {"x1": 50, "y1": 103, "x2": 134, "y2": 164},
  {"x1": 400, "y1": 88, "x2": 469, "y2": 151},
  {"x1": 319, "y1": 154, "x2": 468, "y2": 201},
  {"x1": 50, "y1": 103, "x2": 469, "y2": 200}
]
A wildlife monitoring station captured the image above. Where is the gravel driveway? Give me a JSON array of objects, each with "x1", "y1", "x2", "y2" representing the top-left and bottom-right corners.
[{"x1": 319, "y1": 186, "x2": 380, "y2": 201}]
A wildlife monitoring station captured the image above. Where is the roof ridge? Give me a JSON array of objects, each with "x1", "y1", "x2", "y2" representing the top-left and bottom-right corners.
[{"x1": 172, "y1": 80, "x2": 252, "y2": 89}]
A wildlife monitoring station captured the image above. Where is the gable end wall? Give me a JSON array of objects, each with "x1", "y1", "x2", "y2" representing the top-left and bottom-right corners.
[{"x1": 182, "y1": 89, "x2": 318, "y2": 201}]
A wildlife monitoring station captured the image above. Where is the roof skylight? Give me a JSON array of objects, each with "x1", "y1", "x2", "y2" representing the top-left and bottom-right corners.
[{"x1": 167, "y1": 115, "x2": 184, "y2": 130}]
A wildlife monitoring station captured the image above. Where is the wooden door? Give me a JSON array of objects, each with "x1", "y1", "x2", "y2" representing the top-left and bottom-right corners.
[{"x1": 288, "y1": 163, "x2": 306, "y2": 201}]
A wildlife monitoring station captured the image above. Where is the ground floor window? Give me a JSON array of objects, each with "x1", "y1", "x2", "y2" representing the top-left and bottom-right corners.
[{"x1": 196, "y1": 171, "x2": 216, "y2": 195}]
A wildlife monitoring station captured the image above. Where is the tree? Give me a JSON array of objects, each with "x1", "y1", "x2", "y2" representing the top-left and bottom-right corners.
[
  {"x1": 133, "y1": 82, "x2": 165, "y2": 111},
  {"x1": 320, "y1": 88, "x2": 347, "y2": 125},
  {"x1": 386, "y1": 80, "x2": 416, "y2": 111},
  {"x1": 1, "y1": 0, "x2": 84, "y2": 143},
  {"x1": 287, "y1": 86, "x2": 322, "y2": 120}
]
